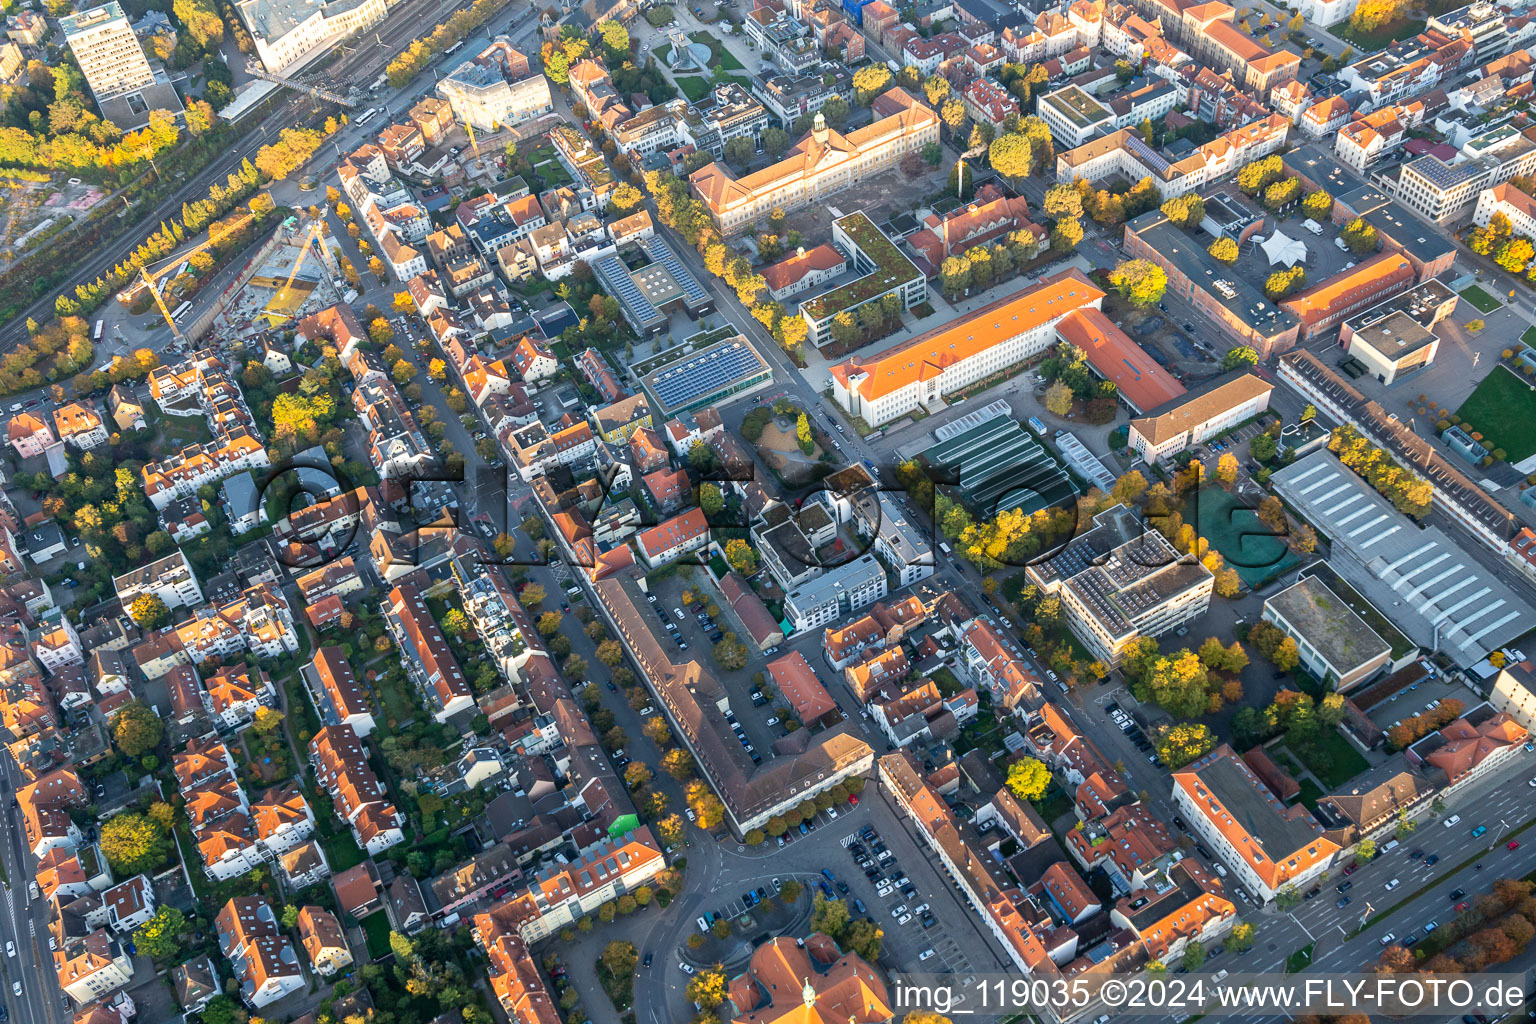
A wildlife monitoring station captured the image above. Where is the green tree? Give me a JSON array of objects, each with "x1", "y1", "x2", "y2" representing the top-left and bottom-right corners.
[
  {"x1": 809, "y1": 894, "x2": 849, "y2": 938},
  {"x1": 1181, "y1": 940, "x2": 1207, "y2": 971},
  {"x1": 699, "y1": 483, "x2": 723, "y2": 516},
  {"x1": 1042, "y1": 183, "x2": 1083, "y2": 221},
  {"x1": 1155, "y1": 722, "x2": 1216, "y2": 768},
  {"x1": 795, "y1": 412, "x2": 813, "y2": 455},
  {"x1": 389, "y1": 930, "x2": 415, "y2": 961},
  {"x1": 100, "y1": 812, "x2": 170, "y2": 875},
  {"x1": 1222, "y1": 345, "x2": 1259, "y2": 370},
  {"x1": 1356, "y1": 837, "x2": 1377, "y2": 864},
  {"x1": 113, "y1": 701, "x2": 163, "y2": 757}
]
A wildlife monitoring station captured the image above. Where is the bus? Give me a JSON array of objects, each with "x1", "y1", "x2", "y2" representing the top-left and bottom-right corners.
[
  {"x1": 92, "y1": 320, "x2": 104, "y2": 341},
  {"x1": 355, "y1": 107, "x2": 379, "y2": 126},
  {"x1": 444, "y1": 39, "x2": 465, "y2": 55},
  {"x1": 171, "y1": 301, "x2": 192, "y2": 323}
]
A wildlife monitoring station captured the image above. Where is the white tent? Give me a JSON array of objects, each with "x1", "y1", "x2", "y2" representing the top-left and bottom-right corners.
[{"x1": 1261, "y1": 231, "x2": 1307, "y2": 267}]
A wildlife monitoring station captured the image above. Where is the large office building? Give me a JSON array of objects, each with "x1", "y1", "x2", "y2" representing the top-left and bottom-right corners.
[
  {"x1": 61, "y1": 2, "x2": 182, "y2": 130},
  {"x1": 640, "y1": 336, "x2": 773, "y2": 416},
  {"x1": 689, "y1": 87, "x2": 938, "y2": 233},
  {"x1": 1027, "y1": 504, "x2": 1214, "y2": 665},
  {"x1": 799, "y1": 213, "x2": 925, "y2": 347},
  {"x1": 235, "y1": 0, "x2": 386, "y2": 73},
  {"x1": 829, "y1": 269, "x2": 1104, "y2": 428},
  {"x1": 1126, "y1": 373, "x2": 1273, "y2": 464},
  {"x1": 1336, "y1": 278, "x2": 1458, "y2": 385},
  {"x1": 61, "y1": 3, "x2": 152, "y2": 102},
  {"x1": 1122, "y1": 210, "x2": 1301, "y2": 358}
]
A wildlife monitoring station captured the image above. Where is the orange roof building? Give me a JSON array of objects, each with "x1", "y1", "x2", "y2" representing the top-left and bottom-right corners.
[
  {"x1": 1171, "y1": 745, "x2": 1339, "y2": 901},
  {"x1": 1056, "y1": 307, "x2": 1187, "y2": 414},
  {"x1": 766, "y1": 650, "x2": 838, "y2": 725},
  {"x1": 1281, "y1": 252, "x2": 1416, "y2": 339},
  {"x1": 830, "y1": 268, "x2": 1104, "y2": 428},
  {"x1": 722, "y1": 933, "x2": 891, "y2": 1024},
  {"x1": 759, "y1": 244, "x2": 848, "y2": 301},
  {"x1": 690, "y1": 87, "x2": 938, "y2": 233}
]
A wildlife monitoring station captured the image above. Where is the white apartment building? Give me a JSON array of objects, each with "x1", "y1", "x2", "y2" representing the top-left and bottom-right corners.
[
  {"x1": 782, "y1": 553, "x2": 888, "y2": 633},
  {"x1": 436, "y1": 63, "x2": 552, "y2": 132},
  {"x1": 1296, "y1": 0, "x2": 1359, "y2": 26},
  {"x1": 1386, "y1": 122, "x2": 1536, "y2": 221},
  {"x1": 1127, "y1": 374, "x2": 1274, "y2": 464},
  {"x1": 1473, "y1": 180, "x2": 1536, "y2": 236},
  {"x1": 60, "y1": 3, "x2": 152, "y2": 102},
  {"x1": 113, "y1": 549, "x2": 203, "y2": 611}
]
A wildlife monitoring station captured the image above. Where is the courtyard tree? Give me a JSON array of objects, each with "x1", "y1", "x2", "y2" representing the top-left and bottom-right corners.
[
  {"x1": 113, "y1": 701, "x2": 163, "y2": 757},
  {"x1": 1107, "y1": 259, "x2": 1167, "y2": 307},
  {"x1": 1004, "y1": 757, "x2": 1050, "y2": 801},
  {"x1": 1208, "y1": 237, "x2": 1239, "y2": 264}
]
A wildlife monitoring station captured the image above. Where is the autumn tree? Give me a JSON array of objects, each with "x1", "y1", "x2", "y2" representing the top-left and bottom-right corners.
[
  {"x1": 133, "y1": 905, "x2": 186, "y2": 961},
  {"x1": 1108, "y1": 259, "x2": 1167, "y2": 307},
  {"x1": 1050, "y1": 216, "x2": 1083, "y2": 252},
  {"x1": 1155, "y1": 722, "x2": 1216, "y2": 768},
  {"x1": 100, "y1": 812, "x2": 171, "y2": 874},
  {"x1": 1004, "y1": 757, "x2": 1050, "y2": 801},
  {"x1": 1044, "y1": 380, "x2": 1073, "y2": 416},
  {"x1": 1208, "y1": 236, "x2": 1239, "y2": 264},
  {"x1": 128, "y1": 593, "x2": 169, "y2": 628}
]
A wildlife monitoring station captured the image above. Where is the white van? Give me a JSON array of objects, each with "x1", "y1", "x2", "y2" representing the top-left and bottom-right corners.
[{"x1": 1303, "y1": 219, "x2": 1324, "y2": 236}]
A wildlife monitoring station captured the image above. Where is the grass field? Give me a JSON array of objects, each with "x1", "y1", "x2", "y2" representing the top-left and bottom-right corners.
[
  {"x1": 1455, "y1": 364, "x2": 1536, "y2": 462},
  {"x1": 1521, "y1": 326, "x2": 1536, "y2": 347},
  {"x1": 360, "y1": 911, "x2": 393, "y2": 959},
  {"x1": 1459, "y1": 284, "x2": 1503, "y2": 313},
  {"x1": 1284, "y1": 728, "x2": 1370, "y2": 789},
  {"x1": 690, "y1": 31, "x2": 744, "y2": 69},
  {"x1": 675, "y1": 75, "x2": 709, "y2": 101},
  {"x1": 1188, "y1": 486, "x2": 1299, "y2": 587}
]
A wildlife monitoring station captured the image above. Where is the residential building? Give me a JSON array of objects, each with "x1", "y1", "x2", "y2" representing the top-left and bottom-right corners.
[
  {"x1": 60, "y1": 2, "x2": 180, "y2": 130},
  {"x1": 309, "y1": 724, "x2": 405, "y2": 854},
  {"x1": 1039, "y1": 84, "x2": 1115, "y2": 146},
  {"x1": 112, "y1": 549, "x2": 202, "y2": 611},
  {"x1": 760, "y1": 245, "x2": 847, "y2": 302},
  {"x1": 55, "y1": 931, "x2": 134, "y2": 1006},
  {"x1": 1473, "y1": 179, "x2": 1536, "y2": 236},
  {"x1": 635, "y1": 507, "x2": 709, "y2": 569},
  {"x1": 7, "y1": 413, "x2": 55, "y2": 458},
  {"x1": 1171, "y1": 745, "x2": 1339, "y2": 901},
  {"x1": 1056, "y1": 115, "x2": 1291, "y2": 201},
  {"x1": 53, "y1": 402, "x2": 108, "y2": 449},
  {"x1": 215, "y1": 897, "x2": 304, "y2": 1007},
  {"x1": 436, "y1": 51, "x2": 551, "y2": 131},
  {"x1": 783, "y1": 553, "x2": 888, "y2": 633},
  {"x1": 1028, "y1": 505, "x2": 1214, "y2": 665},
  {"x1": 384, "y1": 584, "x2": 473, "y2": 723},
  {"x1": 297, "y1": 906, "x2": 352, "y2": 975},
  {"x1": 302, "y1": 645, "x2": 376, "y2": 737}
]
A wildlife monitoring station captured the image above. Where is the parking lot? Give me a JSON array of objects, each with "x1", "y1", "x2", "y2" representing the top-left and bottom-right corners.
[
  {"x1": 643, "y1": 573, "x2": 789, "y2": 756},
  {"x1": 1362, "y1": 673, "x2": 1477, "y2": 733}
]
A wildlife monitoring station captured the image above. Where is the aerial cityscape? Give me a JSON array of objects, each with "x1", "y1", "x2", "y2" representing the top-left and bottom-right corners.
[{"x1": 4, "y1": 0, "x2": 1536, "y2": 1018}]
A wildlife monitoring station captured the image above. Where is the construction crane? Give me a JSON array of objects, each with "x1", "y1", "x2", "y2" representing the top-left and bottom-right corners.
[{"x1": 268, "y1": 219, "x2": 335, "y2": 315}]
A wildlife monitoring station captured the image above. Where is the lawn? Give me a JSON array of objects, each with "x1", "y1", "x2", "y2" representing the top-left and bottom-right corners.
[
  {"x1": 1458, "y1": 284, "x2": 1503, "y2": 313},
  {"x1": 1454, "y1": 364, "x2": 1536, "y2": 463},
  {"x1": 321, "y1": 831, "x2": 367, "y2": 873},
  {"x1": 1295, "y1": 778, "x2": 1324, "y2": 811},
  {"x1": 675, "y1": 74, "x2": 709, "y2": 102},
  {"x1": 360, "y1": 910, "x2": 393, "y2": 959},
  {"x1": 1521, "y1": 326, "x2": 1536, "y2": 347},
  {"x1": 689, "y1": 31, "x2": 744, "y2": 70},
  {"x1": 1283, "y1": 728, "x2": 1370, "y2": 789},
  {"x1": 1285, "y1": 943, "x2": 1315, "y2": 974},
  {"x1": 1187, "y1": 486, "x2": 1299, "y2": 587}
]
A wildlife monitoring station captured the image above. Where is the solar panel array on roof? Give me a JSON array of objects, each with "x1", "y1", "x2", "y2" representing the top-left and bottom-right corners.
[
  {"x1": 641, "y1": 236, "x2": 710, "y2": 307},
  {"x1": 594, "y1": 255, "x2": 665, "y2": 332},
  {"x1": 646, "y1": 340, "x2": 770, "y2": 411},
  {"x1": 1125, "y1": 133, "x2": 1171, "y2": 177}
]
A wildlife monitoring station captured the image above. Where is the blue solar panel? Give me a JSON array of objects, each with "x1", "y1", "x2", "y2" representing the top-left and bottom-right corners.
[
  {"x1": 648, "y1": 342, "x2": 767, "y2": 408},
  {"x1": 1124, "y1": 133, "x2": 1171, "y2": 177},
  {"x1": 595, "y1": 255, "x2": 664, "y2": 329},
  {"x1": 641, "y1": 237, "x2": 710, "y2": 306}
]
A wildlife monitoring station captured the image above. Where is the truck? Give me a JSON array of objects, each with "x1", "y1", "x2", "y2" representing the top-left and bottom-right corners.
[{"x1": 343, "y1": 288, "x2": 359, "y2": 304}]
